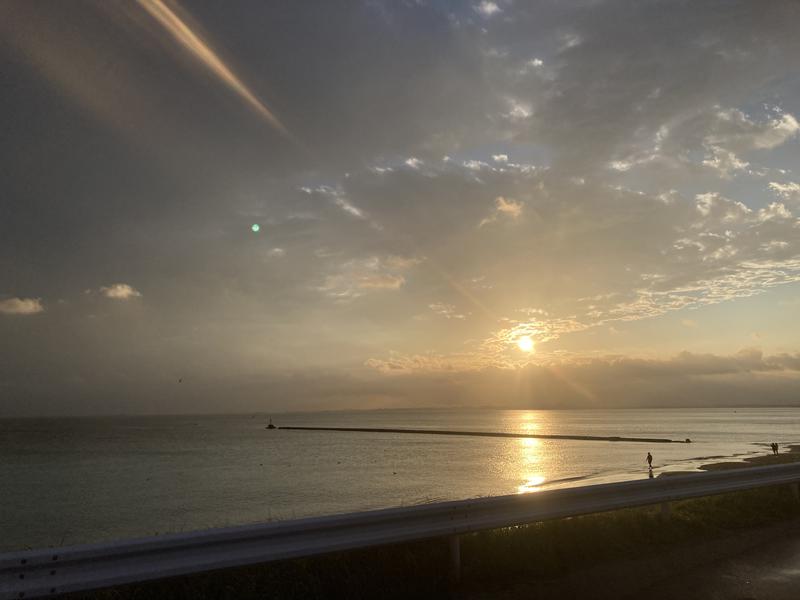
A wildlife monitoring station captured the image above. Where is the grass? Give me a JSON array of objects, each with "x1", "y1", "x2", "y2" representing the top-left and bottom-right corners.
[
  {"x1": 66, "y1": 483, "x2": 800, "y2": 600},
  {"x1": 462, "y1": 484, "x2": 799, "y2": 584}
]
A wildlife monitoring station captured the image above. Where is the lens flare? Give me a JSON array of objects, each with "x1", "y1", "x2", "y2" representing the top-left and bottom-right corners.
[{"x1": 136, "y1": 0, "x2": 296, "y2": 144}]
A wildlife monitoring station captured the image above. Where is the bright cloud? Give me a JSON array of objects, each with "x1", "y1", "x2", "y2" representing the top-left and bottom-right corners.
[
  {"x1": 700, "y1": 108, "x2": 800, "y2": 164},
  {"x1": 302, "y1": 185, "x2": 367, "y2": 220},
  {"x1": 504, "y1": 98, "x2": 532, "y2": 120},
  {"x1": 770, "y1": 181, "x2": 800, "y2": 204},
  {"x1": 0, "y1": 297, "x2": 44, "y2": 315},
  {"x1": 100, "y1": 284, "x2": 142, "y2": 300},
  {"x1": 702, "y1": 148, "x2": 750, "y2": 178},
  {"x1": 480, "y1": 196, "x2": 523, "y2": 226},
  {"x1": 475, "y1": 1, "x2": 501, "y2": 17}
]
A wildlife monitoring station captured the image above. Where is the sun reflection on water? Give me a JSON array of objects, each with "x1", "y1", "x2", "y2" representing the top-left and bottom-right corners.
[
  {"x1": 518, "y1": 475, "x2": 546, "y2": 493},
  {"x1": 516, "y1": 435, "x2": 546, "y2": 493}
]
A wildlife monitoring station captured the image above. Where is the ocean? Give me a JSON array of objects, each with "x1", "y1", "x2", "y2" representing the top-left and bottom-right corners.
[{"x1": 1, "y1": 407, "x2": 798, "y2": 552}]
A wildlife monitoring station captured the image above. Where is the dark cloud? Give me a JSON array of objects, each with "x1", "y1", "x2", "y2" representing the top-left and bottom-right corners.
[{"x1": 3, "y1": 347, "x2": 798, "y2": 416}]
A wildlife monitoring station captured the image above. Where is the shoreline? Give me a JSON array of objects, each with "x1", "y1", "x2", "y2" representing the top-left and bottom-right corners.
[
  {"x1": 658, "y1": 444, "x2": 800, "y2": 478},
  {"x1": 700, "y1": 443, "x2": 800, "y2": 471}
]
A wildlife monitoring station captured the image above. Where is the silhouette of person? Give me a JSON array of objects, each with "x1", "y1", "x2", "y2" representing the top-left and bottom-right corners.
[
  {"x1": 774, "y1": 443, "x2": 779, "y2": 456},
  {"x1": 646, "y1": 452, "x2": 653, "y2": 469}
]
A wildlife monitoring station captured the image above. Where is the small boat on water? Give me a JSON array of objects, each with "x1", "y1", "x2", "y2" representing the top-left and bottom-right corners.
[{"x1": 266, "y1": 418, "x2": 276, "y2": 430}]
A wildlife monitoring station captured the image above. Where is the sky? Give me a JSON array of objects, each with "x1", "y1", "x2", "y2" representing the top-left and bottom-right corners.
[{"x1": 1, "y1": 0, "x2": 799, "y2": 416}]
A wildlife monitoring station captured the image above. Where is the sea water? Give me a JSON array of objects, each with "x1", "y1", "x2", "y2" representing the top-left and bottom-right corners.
[{"x1": 1, "y1": 407, "x2": 798, "y2": 551}]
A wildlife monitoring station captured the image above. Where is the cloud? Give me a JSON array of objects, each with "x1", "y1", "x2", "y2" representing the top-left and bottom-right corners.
[
  {"x1": 770, "y1": 181, "x2": 800, "y2": 205},
  {"x1": 702, "y1": 148, "x2": 750, "y2": 179},
  {"x1": 495, "y1": 196, "x2": 523, "y2": 217},
  {"x1": 757, "y1": 202, "x2": 792, "y2": 222},
  {"x1": 364, "y1": 349, "x2": 800, "y2": 408},
  {"x1": 0, "y1": 297, "x2": 44, "y2": 315},
  {"x1": 100, "y1": 284, "x2": 142, "y2": 300},
  {"x1": 301, "y1": 185, "x2": 368, "y2": 220},
  {"x1": 504, "y1": 98, "x2": 533, "y2": 121},
  {"x1": 463, "y1": 159, "x2": 490, "y2": 171},
  {"x1": 429, "y1": 302, "x2": 467, "y2": 320},
  {"x1": 479, "y1": 195, "x2": 523, "y2": 226},
  {"x1": 318, "y1": 256, "x2": 420, "y2": 300},
  {"x1": 368, "y1": 347, "x2": 798, "y2": 376},
  {"x1": 475, "y1": 1, "x2": 501, "y2": 17},
  {"x1": 492, "y1": 3, "x2": 800, "y2": 173},
  {"x1": 331, "y1": 163, "x2": 800, "y2": 370},
  {"x1": 703, "y1": 108, "x2": 799, "y2": 153},
  {"x1": 5, "y1": 0, "x2": 800, "y2": 414}
]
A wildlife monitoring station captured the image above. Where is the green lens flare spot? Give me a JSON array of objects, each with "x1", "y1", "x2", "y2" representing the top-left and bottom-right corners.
[{"x1": 251, "y1": 224, "x2": 260, "y2": 233}]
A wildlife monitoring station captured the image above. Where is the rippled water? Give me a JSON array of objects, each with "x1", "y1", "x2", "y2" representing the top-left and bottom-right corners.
[{"x1": 1, "y1": 407, "x2": 798, "y2": 551}]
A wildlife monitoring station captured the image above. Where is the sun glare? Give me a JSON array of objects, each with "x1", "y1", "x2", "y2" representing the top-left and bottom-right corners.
[{"x1": 517, "y1": 336, "x2": 534, "y2": 353}]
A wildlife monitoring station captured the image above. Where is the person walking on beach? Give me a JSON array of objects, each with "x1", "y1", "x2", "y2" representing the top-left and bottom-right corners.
[
  {"x1": 646, "y1": 452, "x2": 653, "y2": 470},
  {"x1": 773, "y1": 442, "x2": 779, "y2": 456}
]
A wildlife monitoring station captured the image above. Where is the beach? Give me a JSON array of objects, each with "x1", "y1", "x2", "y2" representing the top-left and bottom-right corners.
[{"x1": 700, "y1": 444, "x2": 800, "y2": 470}]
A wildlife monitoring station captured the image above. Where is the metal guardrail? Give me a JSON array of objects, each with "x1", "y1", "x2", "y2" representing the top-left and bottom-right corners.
[{"x1": 3, "y1": 462, "x2": 800, "y2": 599}]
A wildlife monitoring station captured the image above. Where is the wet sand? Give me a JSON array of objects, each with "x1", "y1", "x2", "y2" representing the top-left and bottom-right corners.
[
  {"x1": 659, "y1": 444, "x2": 800, "y2": 478},
  {"x1": 700, "y1": 443, "x2": 800, "y2": 471}
]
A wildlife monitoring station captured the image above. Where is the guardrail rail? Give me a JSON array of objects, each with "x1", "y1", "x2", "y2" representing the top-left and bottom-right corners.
[{"x1": 3, "y1": 462, "x2": 800, "y2": 599}]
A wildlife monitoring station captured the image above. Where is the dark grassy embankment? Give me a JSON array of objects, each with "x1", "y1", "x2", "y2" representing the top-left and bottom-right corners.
[{"x1": 66, "y1": 477, "x2": 800, "y2": 600}]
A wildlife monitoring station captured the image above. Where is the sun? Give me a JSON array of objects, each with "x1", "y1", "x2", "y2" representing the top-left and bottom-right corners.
[{"x1": 517, "y1": 336, "x2": 535, "y2": 353}]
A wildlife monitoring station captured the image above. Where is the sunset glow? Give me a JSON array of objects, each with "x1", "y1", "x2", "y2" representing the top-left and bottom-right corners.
[
  {"x1": 517, "y1": 336, "x2": 535, "y2": 353},
  {"x1": 1, "y1": 0, "x2": 799, "y2": 416}
]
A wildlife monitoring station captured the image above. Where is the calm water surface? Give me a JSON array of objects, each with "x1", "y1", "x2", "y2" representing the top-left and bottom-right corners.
[{"x1": 1, "y1": 408, "x2": 798, "y2": 551}]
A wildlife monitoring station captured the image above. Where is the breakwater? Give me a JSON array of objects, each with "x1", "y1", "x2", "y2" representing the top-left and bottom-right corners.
[{"x1": 278, "y1": 426, "x2": 685, "y2": 443}]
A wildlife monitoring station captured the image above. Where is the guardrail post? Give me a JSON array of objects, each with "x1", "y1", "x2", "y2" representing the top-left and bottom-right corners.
[
  {"x1": 660, "y1": 501, "x2": 671, "y2": 517},
  {"x1": 448, "y1": 535, "x2": 461, "y2": 583}
]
